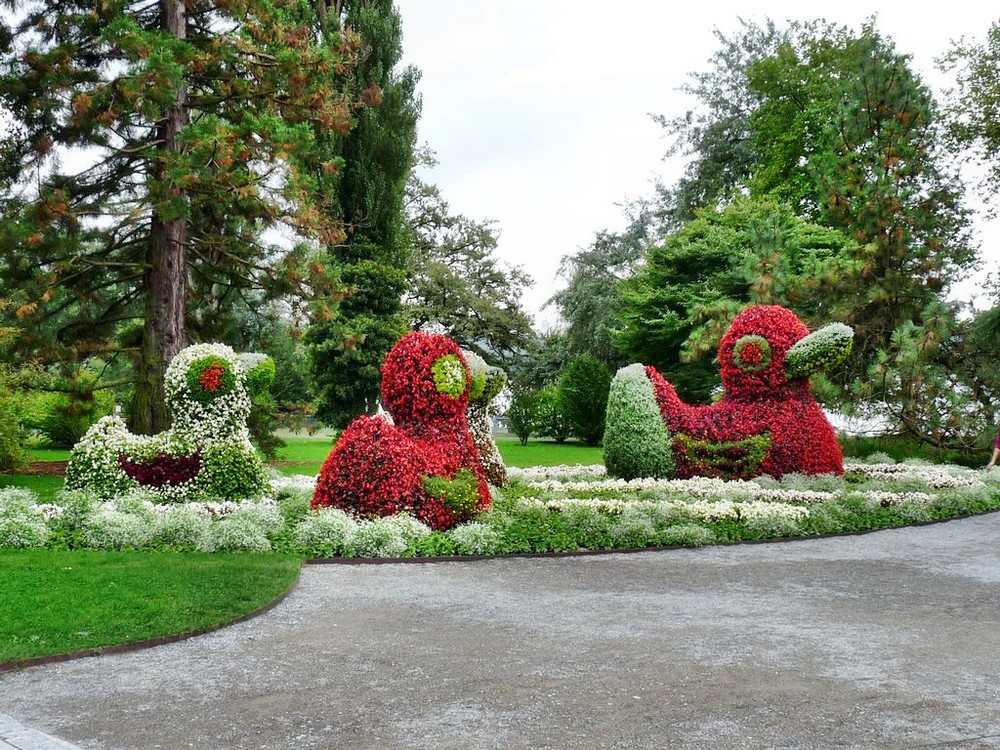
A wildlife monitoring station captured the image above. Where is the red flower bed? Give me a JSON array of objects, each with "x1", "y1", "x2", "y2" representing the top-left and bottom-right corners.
[
  {"x1": 648, "y1": 305, "x2": 845, "y2": 478},
  {"x1": 118, "y1": 452, "x2": 202, "y2": 488},
  {"x1": 312, "y1": 331, "x2": 490, "y2": 531}
]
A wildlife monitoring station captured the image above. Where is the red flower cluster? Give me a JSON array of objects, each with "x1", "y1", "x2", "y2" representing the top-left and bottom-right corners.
[
  {"x1": 647, "y1": 305, "x2": 844, "y2": 478},
  {"x1": 118, "y1": 452, "x2": 202, "y2": 487},
  {"x1": 197, "y1": 363, "x2": 227, "y2": 393},
  {"x1": 312, "y1": 331, "x2": 490, "y2": 531}
]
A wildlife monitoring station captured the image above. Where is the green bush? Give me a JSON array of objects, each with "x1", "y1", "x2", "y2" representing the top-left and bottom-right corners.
[
  {"x1": 535, "y1": 383, "x2": 572, "y2": 443},
  {"x1": 200, "y1": 443, "x2": 271, "y2": 500},
  {"x1": 28, "y1": 389, "x2": 115, "y2": 448},
  {"x1": 0, "y1": 372, "x2": 26, "y2": 472},
  {"x1": 603, "y1": 363, "x2": 675, "y2": 479},
  {"x1": 239, "y1": 354, "x2": 284, "y2": 460},
  {"x1": 558, "y1": 354, "x2": 611, "y2": 446},
  {"x1": 506, "y1": 389, "x2": 537, "y2": 445}
]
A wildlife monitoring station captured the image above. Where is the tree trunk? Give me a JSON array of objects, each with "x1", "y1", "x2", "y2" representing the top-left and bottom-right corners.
[{"x1": 131, "y1": 0, "x2": 188, "y2": 434}]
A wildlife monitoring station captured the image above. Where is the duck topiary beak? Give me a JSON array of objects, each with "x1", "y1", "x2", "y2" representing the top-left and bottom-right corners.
[{"x1": 784, "y1": 322, "x2": 854, "y2": 379}]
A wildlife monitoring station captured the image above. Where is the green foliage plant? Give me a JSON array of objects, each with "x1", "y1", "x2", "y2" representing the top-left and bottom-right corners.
[
  {"x1": 784, "y1": 323, "x2": 854, "y2": 379},
  {"x1": 558, "y1": 354, "x2": 611, "y2": 446},
  {"x1": 536, "y1": 384, "x2": 573, "y2": 443},
  {"x1": 422, "y1": 468, "x2": 481, "y2": 517},
  {"x1": 672, "y1": 431, "x2": 771, "y2": 481},
  {"x1": 0, "y1": 367, "x2": 27, "y2": 473},
  {"x1": 603, "y1": 364, "x2": 675, "y2": 480},
  {"x1": 430, "y1": 354, "x2": 468, "y2": 398},
  {"x1": 506, "y1": 390, "x2": 537, "y2": 446}
]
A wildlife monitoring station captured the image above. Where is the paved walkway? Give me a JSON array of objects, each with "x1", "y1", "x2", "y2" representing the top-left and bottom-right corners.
[
  {"x1": 2, "y1": 514, "x2": 1000, "y2": 749},
  {"x1": 0, "y1": 713, "x2": 81, "y2": 750}
]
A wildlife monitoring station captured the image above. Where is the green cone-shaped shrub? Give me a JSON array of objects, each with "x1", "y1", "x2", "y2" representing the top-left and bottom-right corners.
[{"x1": 603, "y1": 364, "x2": 675, "y2": 479}]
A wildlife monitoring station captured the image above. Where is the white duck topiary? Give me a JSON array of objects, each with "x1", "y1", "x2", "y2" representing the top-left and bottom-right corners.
[{"x1": 65, "y1": 343, "x2": 272, "y2": 502}]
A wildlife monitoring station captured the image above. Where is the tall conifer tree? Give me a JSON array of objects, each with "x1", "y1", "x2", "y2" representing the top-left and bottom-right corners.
[
  {"x1": 306, "y1": 0, "x2": 420, "y2": 427},
  {"x1": 0, "y1": 1, "x2": 360, "y2": 432}
]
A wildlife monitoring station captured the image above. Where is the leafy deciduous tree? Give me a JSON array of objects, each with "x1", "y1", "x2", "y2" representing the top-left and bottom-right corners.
[{"x1": 404, "y1": 148, "x2": 534, "y2": 367}]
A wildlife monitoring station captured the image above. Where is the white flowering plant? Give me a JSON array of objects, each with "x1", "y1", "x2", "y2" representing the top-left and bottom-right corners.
[
  {"x1": 65, "y1": 343, "x2": 270, "y2": 503},
  {"x1": 6, "y1": 454, "x2": 1000, "y2": 557}
]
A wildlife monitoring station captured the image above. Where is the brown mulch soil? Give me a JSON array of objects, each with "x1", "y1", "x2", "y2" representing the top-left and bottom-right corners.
[{"x1": 25, "y1": 461, "x2": 68, "y2": 477}]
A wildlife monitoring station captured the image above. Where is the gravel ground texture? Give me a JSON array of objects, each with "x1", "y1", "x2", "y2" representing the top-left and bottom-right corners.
[{"x1": 2, "y1": 514, "x2": 1000, "y2": 749}]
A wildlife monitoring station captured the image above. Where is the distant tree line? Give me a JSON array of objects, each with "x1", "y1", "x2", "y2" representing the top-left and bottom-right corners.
[{"x1": 537, "y1": 17, "x2": 1000, "y2": 453}]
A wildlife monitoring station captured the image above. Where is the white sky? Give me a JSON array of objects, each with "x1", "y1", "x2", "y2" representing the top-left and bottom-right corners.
[{"x1": 395, "y1": 1, "x2": 1000, "y2": 329}]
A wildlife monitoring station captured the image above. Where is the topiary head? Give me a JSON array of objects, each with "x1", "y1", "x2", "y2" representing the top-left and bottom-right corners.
[
  {"x1": 719, "y1": 305, "x2": 854, "y2": 395},
  {"x1": 164, "y1": 343, "x2": 252, "y2": 442},
  {"x1": 718, "y1": 305, "x2": 809, "y2": 395},
  {"x1": 460, "y1": 348, "x2": 508, "y2": 405},
  {"x1": 381, "y1": 331, "x2": 470, "y2": 425}
]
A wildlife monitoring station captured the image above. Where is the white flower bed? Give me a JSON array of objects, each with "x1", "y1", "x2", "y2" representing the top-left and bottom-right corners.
[{"x1": 2, "y1": 460, "x2": 997, "y2": 556}]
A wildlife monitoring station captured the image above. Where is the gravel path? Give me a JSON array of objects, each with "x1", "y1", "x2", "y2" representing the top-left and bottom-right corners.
[{"x1": 3, "y1": 515, "x2": 1000, "y2": 749}]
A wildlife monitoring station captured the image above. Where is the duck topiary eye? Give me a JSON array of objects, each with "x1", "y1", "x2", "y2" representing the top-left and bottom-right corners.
[
  {"x1": 186, "y1": 356, "x2": 236, "y2": 402},
  {"x1": 732, "y1": 334, "x2": 772, "y2": 373},
  {"x1": 431, "y1": 353, "x2": 468, "y2": 398}
]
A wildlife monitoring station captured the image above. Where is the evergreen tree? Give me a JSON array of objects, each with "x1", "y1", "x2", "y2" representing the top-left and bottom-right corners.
[
  {"x1": 0, "y1": 1, "x2": 359, "y2": 432},
  {"x1": 615, "y1": 198, "x2": 860, "y2": 402},
  {"x1": 558, "y1": 354, "x2": 611, "y2": 447},
  {"x1": 306, "y1": 0, "x2": 420, "y2": 427},
  {"x1": 635, "y1": 19, "x2": 975, "y2": 414}
]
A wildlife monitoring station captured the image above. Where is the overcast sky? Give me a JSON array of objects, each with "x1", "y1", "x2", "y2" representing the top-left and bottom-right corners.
[{"x1": 394, "y1": 1, "x2": 1000, "y2": 329}]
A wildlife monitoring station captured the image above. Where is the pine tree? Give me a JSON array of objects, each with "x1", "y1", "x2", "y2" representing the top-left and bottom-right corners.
[
  {"x1": 0, "y1": 1, "x2": 360, "y2": 432},
  {"x1": 306, "y1": 0, "x2": 420, "y2": 427}
]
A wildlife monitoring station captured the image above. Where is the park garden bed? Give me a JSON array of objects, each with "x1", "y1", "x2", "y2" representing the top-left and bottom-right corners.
[{"x1": 2, "y1": 458, "x2": 998, "y2": 559}]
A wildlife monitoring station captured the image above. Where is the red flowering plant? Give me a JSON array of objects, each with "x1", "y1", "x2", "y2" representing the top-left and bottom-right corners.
[
  {"x1": 313, "y1": 331, "x2": 491, "y2": 531},
  {"x1": 118, "y1": 452, "x2": 202, "y2": 488},
  {"x1": 638, "y1": 305, "x2": 853, "y2": 478},
  {"x1": 185, "y1": 356, "x2": 236, "y2": 404}
]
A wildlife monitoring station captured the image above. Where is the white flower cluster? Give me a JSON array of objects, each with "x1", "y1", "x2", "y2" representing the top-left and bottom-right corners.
[
  {"x1": 270, "y1": 474, "x2": 318, "y2": 495},
  {"x1": 522, "y1": 475, "x2": 833, "y2": 505},
  {"x1": 536, "y1": 496, "x2": 810, "y2": 524},
  {"x1": 66, "y1": 343, "x2": 268, "y2": 503},
  {"x1": 844, "y1": 461, "x2": 982, "y2": 489},
  {"x1": 848, "y1": 490, "x2": 934, "y2": 507},
  {"x1": 0, "y1": 487, "x2": 51, "y2": 548},
  {"x1": 507, "y1": 464, "x2": 607, "y2": 482}
]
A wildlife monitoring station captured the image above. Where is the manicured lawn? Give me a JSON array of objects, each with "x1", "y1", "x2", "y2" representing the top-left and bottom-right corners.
[
  {"x1": 0, "y1": 474, "x2": 63, "y2": 502},
  {"x1": 272, "y1": 436, "x2": 338, "y2": 465},
  {"x1": 496, "y1": 437, "x2": 603, "y2": 467},
  {"x1": 0, "y1": 549, "x2": 301, "y2": 664},
  {"x1": 28, "y1": 447, "x2": 72, "y2": 462}
]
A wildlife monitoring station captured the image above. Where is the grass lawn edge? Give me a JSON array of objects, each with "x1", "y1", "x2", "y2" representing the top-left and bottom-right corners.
[{"x1": 0, "y1": 560, "x2": 304, "y2": 674}]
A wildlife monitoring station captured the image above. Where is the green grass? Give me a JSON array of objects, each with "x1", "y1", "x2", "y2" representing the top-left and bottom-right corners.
[
  {"x1": 0, "y1": 549, "x2": 301, "y2": 664},
  {"x1": 28, "y1": 447, "x2": 72, "y2": 462},
  {"x1": 496, "y1": 437, "x2": 603, "y2": 467},
  {"x1": 264, "y1": 436, "x2": 605, "y2": 475},
  {"x1": 0, "y1": 474, "x2": 63, "y2": 502},
  {"x1": 272, "y1": 436, "x2": 337, "y2": 464}
]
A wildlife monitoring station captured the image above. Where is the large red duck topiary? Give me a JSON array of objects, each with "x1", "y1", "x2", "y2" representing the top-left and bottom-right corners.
[
  {"x1": 644, "y1": 305, "x2": 853, "y2": 479},
  {"x1": 312, "y1": 331, "x2": 490, "y2": 531}
]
